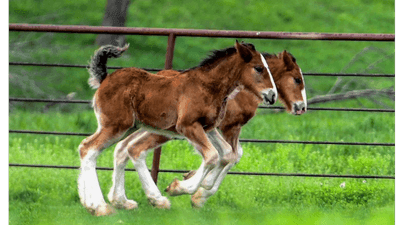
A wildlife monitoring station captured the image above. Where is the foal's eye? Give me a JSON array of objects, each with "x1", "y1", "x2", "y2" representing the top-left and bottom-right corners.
[
  {"x1": 254, "y1": 66, "x2": 264, "y2": 73},
  {"x1": 294, "y1": 78, "x2": 302, "y2": 84}
]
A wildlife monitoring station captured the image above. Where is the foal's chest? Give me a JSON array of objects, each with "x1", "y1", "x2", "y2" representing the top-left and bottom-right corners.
[{"x1": 200, "y1": 97, "x2": 228, "y2": 131}]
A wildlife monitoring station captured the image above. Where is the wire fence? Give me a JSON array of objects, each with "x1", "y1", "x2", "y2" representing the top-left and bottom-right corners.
[{"x1": 9, "y1": 24, "x2": 395, "y2": 181}]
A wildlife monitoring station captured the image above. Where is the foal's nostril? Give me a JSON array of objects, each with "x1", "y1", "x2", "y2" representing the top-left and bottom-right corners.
[
  {"x1": 293, "y1": 102, "x2": 306, "y2": 114},
  {"x1": 264, "y1": 92, "x2": 276, "y2": 105},
  {"x1": 293, "y1": 103, "x2": 300, "y2": 111},
  {"x1": 269, "y1": 95, "x2": 276, "y2": 104}
]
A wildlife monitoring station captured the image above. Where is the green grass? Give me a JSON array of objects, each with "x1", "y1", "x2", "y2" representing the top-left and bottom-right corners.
[
  {"x1": 9, "y1": 106, "x2": 395, "y2": 224},
  {"x1": 8, "y1": 0, "x2": 394, "y2": 224},
  {"x1": 8, "y1": 193, "x2": 395, "y2": 225}
]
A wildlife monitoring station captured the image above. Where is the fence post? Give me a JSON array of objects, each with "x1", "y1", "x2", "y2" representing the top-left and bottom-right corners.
[{"x1": 150, "y1": 33, "x2": 176, "y2": 184}]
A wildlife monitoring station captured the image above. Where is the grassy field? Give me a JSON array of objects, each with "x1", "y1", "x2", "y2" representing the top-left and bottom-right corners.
[
  {"x1": 9, "y1": 0, "x2": 394, "y2": 224},
  {"x1": 8, "y1": 108, "x2": 395, "y2": 224}
]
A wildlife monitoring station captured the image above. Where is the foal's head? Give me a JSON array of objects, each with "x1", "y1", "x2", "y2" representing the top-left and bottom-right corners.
[
  {"x1": 263, "y1": 51, "x2": 307, "y2": 115},
  {"x1": 233, "y1": 41, "x2": 278, "y2": 105}
]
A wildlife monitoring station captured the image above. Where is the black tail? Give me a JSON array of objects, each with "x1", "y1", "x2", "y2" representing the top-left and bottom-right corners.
[{"x1": 88, "y1": 44, "x2": 129, "y2": 89}]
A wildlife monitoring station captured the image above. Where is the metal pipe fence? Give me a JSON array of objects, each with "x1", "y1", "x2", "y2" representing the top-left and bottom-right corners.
[
  {"x1": 8, "y1": 62, "x2": 396, "y2": 78},
  {"x1": 9, "y1": 24, "x2": 395, "y2": 181},
  {"x1": 9, "y1": 129, "x2": 395, "y2": 147},
  {"x1": 9, "y1": 24, "x2": 395, "y2": 41}
]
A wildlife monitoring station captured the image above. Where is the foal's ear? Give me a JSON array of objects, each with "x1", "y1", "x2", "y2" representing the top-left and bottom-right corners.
[
  {"x1": 281, "y1": 50, "x2": 295, "y2": 71},
  {"x1": 235, "y1": 40, "x2": 252, "y2": 62}
]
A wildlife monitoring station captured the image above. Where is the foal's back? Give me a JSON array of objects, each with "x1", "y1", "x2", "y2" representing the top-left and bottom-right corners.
[{"x1": 96, "y1": 67, "x2": 188, "y2": 129}]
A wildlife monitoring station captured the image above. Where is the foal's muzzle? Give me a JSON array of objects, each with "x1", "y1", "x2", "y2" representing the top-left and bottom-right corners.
[
  {"x1": 262, "y1": 89, "x2": 277, "y2": 105},
  {"x1": 293, "y1": 101, "x2": 307, "y2": 115}
]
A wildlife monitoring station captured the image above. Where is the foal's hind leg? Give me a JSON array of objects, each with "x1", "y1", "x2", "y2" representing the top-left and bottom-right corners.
[
  {"x1": 107, "y1": 131, "x2": 142, "y2": 210},
  {"x1": 78, "y1": 126, "x2": 129, "y2": 216},
  {"x1": 108, "y1": 129, "x2": 171, "y2": 209}
]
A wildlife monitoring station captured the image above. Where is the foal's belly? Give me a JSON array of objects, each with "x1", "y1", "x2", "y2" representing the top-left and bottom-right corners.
[
  {"x1": 135, "y1": 122, "x2": 185, "y2": 139},
  {"x1": 133, "y1": 109, "x2": 222, "y2": 139}
]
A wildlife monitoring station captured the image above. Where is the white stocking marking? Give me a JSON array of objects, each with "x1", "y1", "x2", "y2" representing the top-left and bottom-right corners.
[
  {"x1": 108, "y1": 141, "x2": 130, "y2": 204},
  {"x1": 78, "y1": 150, "x2": 106, "y2": 209},
  {"x1": 200, "y1": 129, "x2": 232, "y2": 189},
  {"x1": 132, "y1": 150, "x2": 164, "y2": 200},
  {"x1": 193, "y1": 140, "x2": 244, "y2": 206}
]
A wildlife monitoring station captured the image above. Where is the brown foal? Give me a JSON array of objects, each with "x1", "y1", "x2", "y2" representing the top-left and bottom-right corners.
[{"x1": 78, "y1": 41, "x2": 277, "y2": 216}]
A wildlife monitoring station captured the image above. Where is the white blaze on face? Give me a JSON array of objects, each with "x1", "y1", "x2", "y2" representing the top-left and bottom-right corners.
[
  {"x1": 260, "y1": 53, "x2": 278, "y2": 101},
  {"x1": 300, "y1": 68, "x2": 307, "y2": 109}
]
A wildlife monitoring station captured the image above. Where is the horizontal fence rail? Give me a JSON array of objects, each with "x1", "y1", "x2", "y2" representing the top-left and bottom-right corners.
[
  {"x1": 9, "y1": 62, "x2": 395, "y2": 78},
  {"x1": 9, "y1": 130, "x2": 395, "y2": 147},
  {"x1": 9, "y1": 163, "x2": 394, "y2": 180},
  {"x1": 9, "y1": 98, "x2": 395, "y2": 113},
  {"x1": 9, "y1": 24, "x2": 395, "y2": 41},
  {"x1": 9, "y1": 62, "x2": 162, "y2": 72}
]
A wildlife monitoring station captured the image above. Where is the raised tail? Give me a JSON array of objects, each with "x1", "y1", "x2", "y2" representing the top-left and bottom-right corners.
[{"x1": 88, "y1": 44, "x2": 130, "y2": 89}]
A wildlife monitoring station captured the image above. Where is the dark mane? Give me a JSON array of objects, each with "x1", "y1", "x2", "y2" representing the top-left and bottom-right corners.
[
  {"x1": 182, "y1": 43, "x2": 259, "y2": 73},
  {"x1": 262, "y1": 51, "x2": 296, "y2": 63},
  {"x1": 262, "y1": 52, "x2": 278, "y2": 59},
  {"x1": 181, "y1": 46, "x2": 237, "y2": 73},
  {"x1": 197, "y1": 46, "x2": 237, "y2": 69}
]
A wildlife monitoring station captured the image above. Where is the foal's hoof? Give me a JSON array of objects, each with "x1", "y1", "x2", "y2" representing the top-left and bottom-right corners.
[
  {"x1": 165, "y1": 178, "x2": 184, "y2": 196},
  {"x1": 183, "y1": 170, "x2": 197, "y2": 180},
  {"x1": 148, "y1": 196, "x2": 171, "y2": 209},
  {"x1": 87, "y1": 203, "x2": 116, "y2": 216},
  {"x1": 191, "y1": 189, "x2": 207, "y2": 209},
  {"x1": 111, "y1": 199, "x2": 138, "y2": 210}
]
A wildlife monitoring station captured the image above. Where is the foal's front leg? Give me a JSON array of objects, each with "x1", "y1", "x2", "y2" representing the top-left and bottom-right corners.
[
  {"x1": 165, "y1": 122, "x2": 220, "y2": 196},
  {"x1": 108, "y1": 129, "x2": 171, "y2": 209},
  {"x1": 199, "y1": 129, "x2": 234, "y2": 190},
  {"x1": 190, "y1": 126, "x2": 243, "y2": 208}
]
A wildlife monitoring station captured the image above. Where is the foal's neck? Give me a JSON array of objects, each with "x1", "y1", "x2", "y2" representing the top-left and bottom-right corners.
[{"x1": 196, "y1": 55, "x2": 244, "y2": 100}]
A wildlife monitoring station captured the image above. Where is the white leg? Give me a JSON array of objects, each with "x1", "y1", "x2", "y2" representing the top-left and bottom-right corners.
[
  {"x1": 108, "y1": 140, "x2": 138, "y2": 210},
  {"x1": 78, "y1": 149, "x2": 115, "y2": 215},
  {"x1": 200, "y1": 129, "x2": 233, "y2": 190},
  {"x1": 165, "y1": 124, "x2": 220, "y2": 196},
  {"x1": 131, "y1": 150, "x2": 171, "y2": 209},
  {"x1": 166, "y1": 160, "x2": 213, "y2": 196},
  {"x1": 109, "y1": 129, "x2": 171, "y2": 209},
  {"x1": 192, "y1": 142, "x2": 243, "y2": 208}
]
